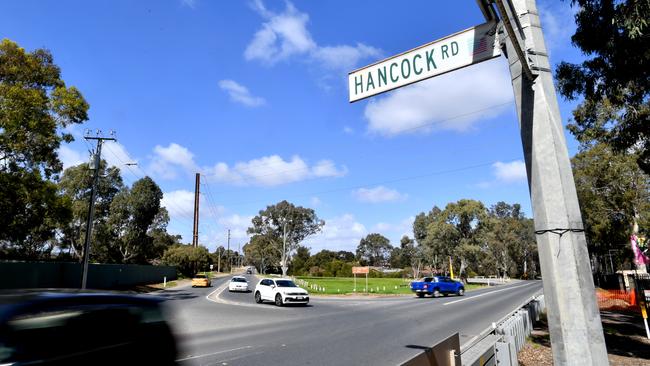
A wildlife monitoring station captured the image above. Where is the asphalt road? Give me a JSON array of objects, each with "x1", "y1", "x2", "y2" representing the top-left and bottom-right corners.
[{"x1": 158, "y1": 275, "x2": 542, "y2": 366}]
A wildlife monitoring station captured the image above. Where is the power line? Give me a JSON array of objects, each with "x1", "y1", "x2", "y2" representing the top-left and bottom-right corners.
[
  {"x1": 219, "y1": 158, "x2": 519, "y2": 207},
  {"x1": 103, "y1": 142, "x2": 196, "y2": 226},
  {"x1": 202, "y1": 101, "x2": 515, "y2": 193}
]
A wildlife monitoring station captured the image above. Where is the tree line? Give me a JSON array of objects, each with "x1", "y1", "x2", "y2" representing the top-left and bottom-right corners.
[{"x1": 242, "y1": 199, "x2": 539, "y2": 279}]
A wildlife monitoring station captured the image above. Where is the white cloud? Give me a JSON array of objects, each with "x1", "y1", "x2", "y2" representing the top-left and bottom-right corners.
[
  {"x1": 245, "y1": 0, "x2": 316, "y2": 64},
  {"x1": 372, "y1": 217, "x2": 414, "y2": 238},
  {"x1": 103, "y1": 141, "x2": 136, "y2": 169},
  {"x1": 59, "y1": 145, "x2": 87, "y2": 170},
  {"x1": 161, "y1": 190, "x2": 195, "y2": 219},
  {"x1": 148, "y1": 143, "x2": 198, "y2": 180},
  {"x1": 353, "y1": 186, "x2": 407, "y2": 203},
  {"x1": 364, "y1": 60, "x2": 513, "y2": 136},
  {"x1": 312, "y1": 159, "x2": 347, "y2": 178},
  {"x1": 343, "y1": 126, "x2": 354, "y2": 134},
  {"x1": 312, "y1": 43, "x2": 382, "y2": 71},
  {"x1": 310, "y1": 196, "x2": 321, "y2": 206},
  {"x1": 306, "y1": 214, "x2": 367, "y2": 252},
  {"x1": 208, "y1": 154, "x2": 346, "y2": 186},
  {"x1": 218, "y1": 79, "x2": 266, "y2": 107},
  {"x1": 181, "y1": 0, "x2": 196, "y2": 8},
  {"x1": 59, "y1": 140, "x2": 139, "y2": 173},
  {"x1": 245, "y1": 1, "x2": 381, "y2": 71},
  {"x1": 493, "y1": 160, "x2": 527, "y2": 183},
  {"x1": 218, "y1": 214, "x2": 254, "y2": 242}
]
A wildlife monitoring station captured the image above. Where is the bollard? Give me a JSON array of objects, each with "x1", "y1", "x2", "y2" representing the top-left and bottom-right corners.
[{"x1": 164, "y1": 276, "x2": 167, "y2": 288}]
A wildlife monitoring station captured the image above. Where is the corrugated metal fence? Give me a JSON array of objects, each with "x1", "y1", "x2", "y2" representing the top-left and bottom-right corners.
[{"x1": 0, "y1": 261, "x2": 177, "y2": 290}]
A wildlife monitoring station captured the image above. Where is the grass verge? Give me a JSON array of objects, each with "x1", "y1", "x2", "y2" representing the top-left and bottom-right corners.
[{"x1": 293, "y1": 276, "x2": 482, "y2": 295}]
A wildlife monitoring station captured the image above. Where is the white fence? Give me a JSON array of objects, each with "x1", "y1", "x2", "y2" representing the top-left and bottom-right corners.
[{"x1": 466, "y1": 276, "x2": 510, "y2": 286}]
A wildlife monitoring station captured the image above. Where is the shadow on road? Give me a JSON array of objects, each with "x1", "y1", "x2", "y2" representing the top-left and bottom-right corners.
[{"x1": 154, "y1": 289, "x2": 201, "y2": 301}]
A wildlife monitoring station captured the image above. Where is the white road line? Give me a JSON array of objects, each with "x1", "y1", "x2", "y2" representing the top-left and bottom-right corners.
[
  {"x1": 443, "y1": 283, "x2": 534, "y2": 306},
  {"x1": 206, "y1": 281, "x2": 229, "y2": 302},
  {"x1": 176, "y1": 346, "x2": 253, "y2": 362}
]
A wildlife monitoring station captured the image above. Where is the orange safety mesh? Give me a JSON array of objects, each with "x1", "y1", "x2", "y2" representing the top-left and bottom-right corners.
[{"x1": 596, "y1": 288, "x2": 641, "y2": 313}]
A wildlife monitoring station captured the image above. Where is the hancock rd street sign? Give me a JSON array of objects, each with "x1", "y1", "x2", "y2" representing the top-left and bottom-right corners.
[{"x1": 348, "y1": 22, "x2": 500, "y2": 102}]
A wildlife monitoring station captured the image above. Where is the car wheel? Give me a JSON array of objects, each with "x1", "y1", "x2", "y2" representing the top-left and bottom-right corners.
[
  {"x1": 457, "y1": 287, "x2": 465, "y2": 296},
  {"x1": 443, "y1": 293, "x2": 449, "y2": 297},
  {"x1": 255, "y1": 291, "x2": 262, "y2": 303},
  {"x1": 275, "y1": 294, "x2": 283, "y2": 307},
  {"x1": 433, "y1": 289, "x2": 441, "y2": 298},
  {"x1": 416, "y1": 293, "x2": 425, "y2": 298}
]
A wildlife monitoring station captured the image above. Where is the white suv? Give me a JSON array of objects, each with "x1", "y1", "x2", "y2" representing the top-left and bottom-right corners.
[{"x1": 254, "y1": 278, "x2": 309, "y2": 306}]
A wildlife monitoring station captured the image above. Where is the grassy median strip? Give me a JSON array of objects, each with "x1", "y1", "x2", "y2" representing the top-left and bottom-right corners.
[{"x1": 292, "y1": 276, "x2": 482, "y2": 295}]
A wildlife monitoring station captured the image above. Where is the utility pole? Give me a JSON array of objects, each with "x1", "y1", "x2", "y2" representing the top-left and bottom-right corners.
[
  {"x1": 192, "y1": 173, "x2": 200, "y2": 247},
  {"x1": 80, "y1": 132, "x2": 115, "y2": 289},
  {"x1": 238, "y1": 242, "x2": 241, "y2": 269},
  {"x1": 217, "y1": 247, "x2": 221, "y2": 273},
  {"x1": 227, "y1": 229, "x2": 231, "y2": 273},
  {"x1": 491, "y1": 0, "x2": 608, "y2": 363}
]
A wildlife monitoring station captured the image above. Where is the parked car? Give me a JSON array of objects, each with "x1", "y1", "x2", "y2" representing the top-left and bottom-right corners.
[
  {"x1": 254, "y1": 278, "x2": 309, "y2": 306},
  {"x1": 246, "y1": 267, "x2": 253, "y2": 274},
  {"x1": 0, "y1": 291, "x2": 177, "y2": 365},
  {"x1": 191, "y1": 274, "x2": 211, "y2": 287},
  {"x1": 410, "y1": 276, "x2": 465, "y2": 298},
  {"x1": 228, "y1": 276, "x2": 249, "y2": 292}
]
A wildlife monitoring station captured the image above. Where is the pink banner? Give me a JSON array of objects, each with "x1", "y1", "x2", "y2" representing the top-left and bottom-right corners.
[{"x1": 631, "y1": 235, "x2": 650, "y2": 265}]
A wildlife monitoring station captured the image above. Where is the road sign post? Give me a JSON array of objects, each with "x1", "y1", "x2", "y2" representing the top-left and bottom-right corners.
[
  {"x1": 348, "y1": 0, "x2": 609, "y2": 363},
  {"x1": 353, "y1": 266, "x2": 369, "y2": 294},
  {"x1": 495, "y1": 0, "x2": 607, "y2": 363}
]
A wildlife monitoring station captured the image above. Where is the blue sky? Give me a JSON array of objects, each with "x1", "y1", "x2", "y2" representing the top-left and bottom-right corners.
[{"x1": 1, "y1": 0, "x2": 584, "y2": 254}]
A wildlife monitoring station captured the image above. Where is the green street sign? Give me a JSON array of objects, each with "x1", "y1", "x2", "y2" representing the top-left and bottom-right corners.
[{"x1": 348, "y1": 22, "x2": 500, "y2": 102}]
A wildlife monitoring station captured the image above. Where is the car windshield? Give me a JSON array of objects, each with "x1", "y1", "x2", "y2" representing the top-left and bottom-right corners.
[
  {"x1": 419, "y1": 277, "x2": 434, "y2": 282},
  {"x1": 194, "y1": 275, "x2": 206, "y2": 279},
  {"x1": 275, "y1": 280, "x2": 297, "y2": 287},
  {"x1": 232, "y1": 278, "x2": 247, "y2": 282}
]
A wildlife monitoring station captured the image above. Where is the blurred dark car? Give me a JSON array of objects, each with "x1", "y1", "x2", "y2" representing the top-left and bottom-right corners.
[{"x1": 0, "y1": 290, "x2": 177, "y2": 365}]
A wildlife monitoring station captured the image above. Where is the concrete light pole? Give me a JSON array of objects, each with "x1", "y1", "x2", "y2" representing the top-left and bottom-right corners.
[{"x1": 493, "y1": 0, "x2": 608, "y2": 363}]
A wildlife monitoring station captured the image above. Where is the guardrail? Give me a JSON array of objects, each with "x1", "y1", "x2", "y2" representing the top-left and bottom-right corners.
[
  {"x1": 400, "y1": 292, "x2": 545, "y2": 366},
  {"x1": 460, "y1": 293, "x2": 545, "y2": 366}
]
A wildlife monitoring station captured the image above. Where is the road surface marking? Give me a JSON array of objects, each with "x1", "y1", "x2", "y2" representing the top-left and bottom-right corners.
[
  {"x1": 176, "y1": 346, "x2": 253, "y2": 362},
  {"x1": 443, "y1": 283, "x2": 533, "y2": 306}
]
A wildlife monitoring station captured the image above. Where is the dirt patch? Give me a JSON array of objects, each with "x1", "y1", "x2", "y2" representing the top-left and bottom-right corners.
[{"x1": 519, "y1": 311, "x2": 650, "y2": 365}]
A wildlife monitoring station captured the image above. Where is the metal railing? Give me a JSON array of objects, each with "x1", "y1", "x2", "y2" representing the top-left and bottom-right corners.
[
  {"x1": 460, "y1": 294, "x2": 545, "y2": 366},
  {"x1": 400, "y1": 292, "x2": 546, "y2": 366}
]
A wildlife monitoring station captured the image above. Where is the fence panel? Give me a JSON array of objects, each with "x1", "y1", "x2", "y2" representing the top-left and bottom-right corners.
[{"x1": 0, "y1": 262, "x2": 177, "y2": 289}]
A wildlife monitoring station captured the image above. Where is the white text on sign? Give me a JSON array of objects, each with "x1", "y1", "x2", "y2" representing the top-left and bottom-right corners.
[{"x1": 348, "y1": 22, "x2": 500, "y2": 102}]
